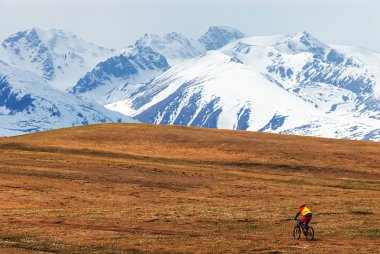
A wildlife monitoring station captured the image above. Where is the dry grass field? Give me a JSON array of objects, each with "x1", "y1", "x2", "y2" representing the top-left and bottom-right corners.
[{"x1": 0, "y1": 123, "x2": 379, "y2": 253}]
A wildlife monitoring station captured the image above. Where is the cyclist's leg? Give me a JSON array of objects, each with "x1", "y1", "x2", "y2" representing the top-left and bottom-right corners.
[
  {"x1": 305, "y1": 215, "x2": 312, "y2": 230},
  {"x1": 300, "y1": 217, "x2": 307, "y2": 234}
]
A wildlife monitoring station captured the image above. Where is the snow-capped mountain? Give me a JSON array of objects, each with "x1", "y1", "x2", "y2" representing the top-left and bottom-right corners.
[
  {"x1": 70, "y1": 45, "x2": 170, "y2": 105},
  {"x1": 2, "y1": 26, "x2": 380, "y2": 140},
  {"x1": 0, "y1": 28, "x2": 115, "y2": 90},
  {"x1": 69, "y1": 26, "x2": 245, "y2": 105},
  {"x1": 0, "y1": 59, "x2": 135, "y2": 136},
  {"x1": 105, "y1": 32, "x2": 380, "y2": 140}
]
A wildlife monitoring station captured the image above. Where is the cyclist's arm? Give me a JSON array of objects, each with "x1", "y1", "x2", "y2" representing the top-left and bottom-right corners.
[{"x1": 294, "y1": 212, "x2": 300, "y2": 220}]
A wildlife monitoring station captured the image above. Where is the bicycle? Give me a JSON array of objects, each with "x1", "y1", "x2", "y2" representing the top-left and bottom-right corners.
[{"x1": 293, "y1": 219, "x2": 314, "y2": 241}]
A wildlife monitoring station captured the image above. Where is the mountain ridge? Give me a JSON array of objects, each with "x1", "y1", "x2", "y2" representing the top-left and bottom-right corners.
[{"x1": 1, "y1": 26, "x2": 380, "y2": 140}]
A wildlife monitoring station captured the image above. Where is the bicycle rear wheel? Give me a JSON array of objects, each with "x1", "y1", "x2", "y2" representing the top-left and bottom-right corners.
[
  {"x1": 306, "y1": 226, "x2": 314, "y2": 241},
  {"x1": 293, "y1": 225, "x2": 301, "y2": 240}
]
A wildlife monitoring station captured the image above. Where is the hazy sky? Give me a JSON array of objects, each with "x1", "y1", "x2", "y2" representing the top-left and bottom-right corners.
[{"x1": 1, "y1": 0, "x2": 379, "y2": 51}]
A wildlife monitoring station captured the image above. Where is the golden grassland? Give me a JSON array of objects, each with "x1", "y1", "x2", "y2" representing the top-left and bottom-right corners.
[{"x1": 0, "y1": 123, "x2": 379, "y2": 253}]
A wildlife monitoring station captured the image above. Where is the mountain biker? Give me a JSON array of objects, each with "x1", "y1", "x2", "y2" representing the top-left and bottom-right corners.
[{"x1": 294, "y1": 204, "x2": 312, "y2": 231}]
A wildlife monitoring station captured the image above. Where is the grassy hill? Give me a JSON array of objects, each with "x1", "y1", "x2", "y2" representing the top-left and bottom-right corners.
[{"x1": 0, "y1": 123, "x2": 379, "y2": 253}]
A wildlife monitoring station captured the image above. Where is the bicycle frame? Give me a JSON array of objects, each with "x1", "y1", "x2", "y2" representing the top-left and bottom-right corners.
[{"x1": 296, "y1": 219, "x2": 310, "y2": 235}]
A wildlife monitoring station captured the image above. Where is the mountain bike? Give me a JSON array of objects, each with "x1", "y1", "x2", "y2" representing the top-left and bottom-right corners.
[{"x1": 293, "y1": 219, "x2": 314, "y2": 241}]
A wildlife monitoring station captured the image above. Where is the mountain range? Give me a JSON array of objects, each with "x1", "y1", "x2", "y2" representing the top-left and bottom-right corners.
[{"x1": 1, "y1": 26, "x2": 380, "y2": 140}]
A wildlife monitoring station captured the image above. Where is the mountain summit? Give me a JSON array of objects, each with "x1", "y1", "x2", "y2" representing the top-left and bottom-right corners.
[
  {"x1": 1, "y1": 28, "x2": 115, "y2": 90},
  {"x1": 135, "y1": 32, "x2": 204, "y2": 65},
  {"x1": 199, "y1": 26, "x2": 245, "y2": 50}
]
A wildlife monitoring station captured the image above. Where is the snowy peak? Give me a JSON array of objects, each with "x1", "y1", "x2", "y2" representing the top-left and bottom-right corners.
[
  {"x1": 134, "y1": 32, "x2": 204, "y2": 65},
  {"x1": 132, "y1": 26, "x2": 245, "y2": 65},
  {"x1": 3, "y1": 27, "x2": 110, "y2": 55},
  {"x1": 199, "y1": 26, "x2": 245, "y2": 51},
  {"x1": 2, "y1": 28, "x2": 55, "y2": 80},
  {"x1": 292, "y1": 31, "x2": 326, "y2": 48},
  {"x1": 1, "y1": 28, "x2": 115, "y2": 90},
  {"x1": 2, "y1": 27, "x2": 40, "y2": 47},
  {"x1": 274, "y1": 31, "x2": 328, "y2": 58}
]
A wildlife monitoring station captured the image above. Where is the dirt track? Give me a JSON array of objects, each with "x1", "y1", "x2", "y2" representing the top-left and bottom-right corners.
[{"x1": 0, "y1": 123, "x2": 379, "y2": 253}]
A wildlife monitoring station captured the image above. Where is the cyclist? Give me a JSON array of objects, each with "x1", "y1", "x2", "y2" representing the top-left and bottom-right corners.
[{"x1": 294, "y1": 204, "x2": 312, "y2": 232}]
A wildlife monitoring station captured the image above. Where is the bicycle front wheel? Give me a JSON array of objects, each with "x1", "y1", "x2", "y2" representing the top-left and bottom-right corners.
[
  {"x1": 293, "y1": 225, "x2": 301, "y2": 240},
  {"x1": 306, "y1": 226, "x2": 314, "y2": 241}
]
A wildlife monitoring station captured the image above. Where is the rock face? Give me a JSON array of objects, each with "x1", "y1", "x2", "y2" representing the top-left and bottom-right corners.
[
  {"x1": 70, "y1": 45, "x2": 170, "y2": 105},
  {"x1": 199, "y1": 26, "x2": 245, "y2": 51}
]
